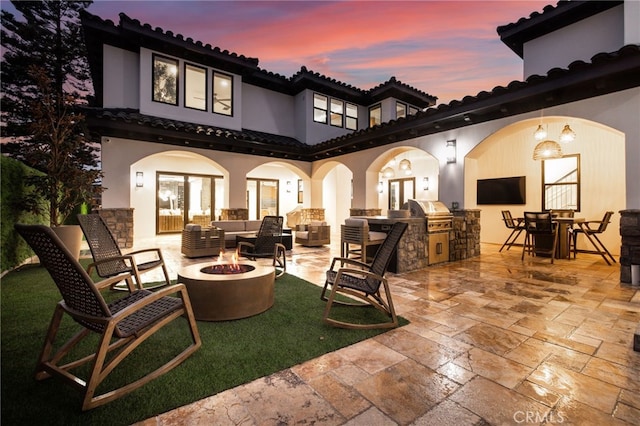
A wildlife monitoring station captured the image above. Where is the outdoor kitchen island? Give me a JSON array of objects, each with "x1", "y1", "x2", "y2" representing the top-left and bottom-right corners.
[{"x1": 352, "y1": 202, "x2": 481, "y2": 273}]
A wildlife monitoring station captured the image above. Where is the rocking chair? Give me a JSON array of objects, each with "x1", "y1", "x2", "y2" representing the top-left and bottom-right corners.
[
  {"x1": 238, "y1": 215, "x2": 287, "y2": 278},
  {"x1": 78, "y1": 214, "x2": 171, "y2": 290},
  {"x1": 321, "y1": 222, "x2": 408, "y2": 329},
  {"x1": 14, "y1": 224, "x2": 201, "y2": 411}
]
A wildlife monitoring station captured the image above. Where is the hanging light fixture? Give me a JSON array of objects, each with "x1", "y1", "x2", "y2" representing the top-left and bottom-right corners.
[
  {"x1": 534, "y1": 124, "x2": 547, "y2": 141},
  {"x1": 533, "y1": 140, "x2": 563, "y2": 160},
  {"x1": 559, "y1": 124, "x2": 576, "y2": 143},
  {"x1": 399, "y1": 158, "x2": 411, "y2": 171},
  {"x1": 382, "y1": 167, "x2": 395, "y2": 178}
]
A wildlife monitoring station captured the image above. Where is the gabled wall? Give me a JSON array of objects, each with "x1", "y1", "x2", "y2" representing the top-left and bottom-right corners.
[
  {"x1": 523, "y1": 5, "x2": 624, "y2": 78},
  {"x1": 103, "y1": 45, "x2": 139, "y2": 109}
]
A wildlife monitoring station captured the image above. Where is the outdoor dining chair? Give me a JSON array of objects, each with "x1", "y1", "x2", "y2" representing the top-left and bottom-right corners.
[
  {"x1": 14, "y1": 224, "x2": 201, "y2": 411},
  {"x1": 572, "y1": 211, "x2": 616, "y2": 265},
  {"x1": 78, "y1": 213, "x2": 171, "y2": 290},
  {"x1": 521, "y1": 211, "x2": 559, "y2": 263},
  {"x1": 321, "y1": 222, "x2": 407, "y2": 329},
  {"x1": 237, "y1": 215, "x2": 287, "y2": 278},
  {"x1": 499, "y1": 210, "x2": 525, "y2": 252}
]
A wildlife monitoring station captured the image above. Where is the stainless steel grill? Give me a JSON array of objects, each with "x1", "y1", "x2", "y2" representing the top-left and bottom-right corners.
[{"x1": 403, "y1": 199, "x2": 453, "y2": 232}]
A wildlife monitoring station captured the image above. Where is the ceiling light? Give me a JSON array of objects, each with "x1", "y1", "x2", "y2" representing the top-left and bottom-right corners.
[
  {"x1": 533, "y1": 140, "x2": 563, "y2": 160},
  {"x1": 534, "y1": 124, "x2": 547, "y2": 141},
  {"x1": 559, "y1": 124, "x2": 576, "y2": 143},
  {"x1": 382, "y1": 167, "x2": 395, "y2": 178},
  {"x1": 399, "y1": 159, "x2": 411, "y2": 170}
]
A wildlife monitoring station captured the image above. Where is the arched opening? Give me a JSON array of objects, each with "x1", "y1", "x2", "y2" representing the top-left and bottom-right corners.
[{"x1": 465, "y1": 117, "x2": 625, "y2": 255}]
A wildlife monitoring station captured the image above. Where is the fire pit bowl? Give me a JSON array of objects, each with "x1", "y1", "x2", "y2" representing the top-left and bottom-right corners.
[{"x1": 178, "y1": 262, "x2": 275, "y2": 321}]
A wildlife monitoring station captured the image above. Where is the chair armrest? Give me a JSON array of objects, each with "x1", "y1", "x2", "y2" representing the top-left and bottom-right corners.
[
  {"x1": 86, "y1": 255, "x2": 136, "y2": 278},
  {"x1": 94, "y1": 273, "x2": 135, "y2": 292},
  {"x1": 329, "y1": 256, "x2": 370, "y2": 271},
  {"x1": 127, "y1": 247, "x2": 164, "y2": 259},
  {"x1": 237, "y1": 241, "x2": 255, "y2": 253}
]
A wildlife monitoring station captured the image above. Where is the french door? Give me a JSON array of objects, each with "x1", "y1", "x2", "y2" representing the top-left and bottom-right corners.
[
  {"x1": 157, "y1": 172, "x2": 221, "y2": 233},
  {"x1": 388, "y1": 177, "x2": 415, "y2": 210},
  {"x1": 247, "y1": 178, "x2": 279, "y2": 220}
]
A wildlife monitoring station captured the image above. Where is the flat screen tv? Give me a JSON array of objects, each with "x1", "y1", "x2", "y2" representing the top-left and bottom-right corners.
[{"x1": 477, "y1": 176, "x2": 526, "y2": 205}]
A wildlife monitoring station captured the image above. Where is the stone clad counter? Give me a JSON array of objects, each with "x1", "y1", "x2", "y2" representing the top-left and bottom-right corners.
[
  {"x1": 357, "y1": 216, "x2": 429, "y2": 273},
  {"x1": 355, "y1": 210, "x2": 481, "y2": 273}
]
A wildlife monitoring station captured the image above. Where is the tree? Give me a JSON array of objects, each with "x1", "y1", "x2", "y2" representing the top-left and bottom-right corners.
[{"x1": 1, "y1": 0, "x2": 102, "y2": 227}]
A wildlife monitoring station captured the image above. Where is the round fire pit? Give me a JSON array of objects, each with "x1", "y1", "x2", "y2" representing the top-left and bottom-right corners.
[{"x1": 178, "y1": 262, "x2": 275, "y2": 321}]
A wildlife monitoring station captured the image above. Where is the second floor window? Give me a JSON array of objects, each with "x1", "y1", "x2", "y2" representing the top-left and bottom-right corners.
[
  {"x1": 185, "y1": 63, "x2": 207, "y2": 111},
  {"x1": 369, "y1": 104, "x2": 381, "y2": 127},
  {"x1": 313, "y1": 93, "x2": 328, "y2": 124},
  {"x1": 213, "y1": 72, "x2": 233, "y2": 116},
  {"x1": 346, "y1": 103, "x2": 357, "y2": 130},
  {"x1": 396, "y1": 102, "x2": 407, "y2": 119},
  {"x1": 330, "y1": 99, "x2": 344, "y2": 127},
  {"x1": 153, "y1": 54, "x2": 178, "y2": 105}
]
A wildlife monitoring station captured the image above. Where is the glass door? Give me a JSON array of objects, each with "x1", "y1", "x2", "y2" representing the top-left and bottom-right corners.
[
  {"x1": 247, "y1": 178, "x2": 279, "y2": 220},
  {"x1": 388, "y1": 177, "x2": 415, "y2": 210},
  {"x1": 157, "y1": 172, "x2": 221, "y2": 233},
  {"x1": 157, "y1": 173, "x2": 185, "y2": 233}
]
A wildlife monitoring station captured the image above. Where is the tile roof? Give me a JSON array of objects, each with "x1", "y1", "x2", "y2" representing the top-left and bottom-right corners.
[
  {"x1": 80, "y1": 11, "x2": 435, "y2": 108},
  {"x1": 497, "y1": 0, "x2": 623, "y2": 57}
]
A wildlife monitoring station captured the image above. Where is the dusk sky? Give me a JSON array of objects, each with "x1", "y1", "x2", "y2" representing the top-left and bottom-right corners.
[{"x1": 4, "y1": 0, "x2": 554, "y2": 104}]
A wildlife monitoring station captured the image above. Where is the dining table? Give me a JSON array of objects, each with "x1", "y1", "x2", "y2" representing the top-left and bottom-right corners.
[{"x1": 553, "y1": 217, "x2": 584, "y2": 259}]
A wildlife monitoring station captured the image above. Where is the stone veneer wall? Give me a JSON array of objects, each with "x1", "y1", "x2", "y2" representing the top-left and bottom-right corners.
[
  {"x1": 620, "y1": 209, "x2": 640, "y2": 284},
  {"x1": 349, "y1": 208, "x2": 382, "y2": 217},
  {"x1": 450, "y1": 209, "x2": 481, "y2": 261},
  {"x1": 396, "y1": 219, "x2": 429, "y2": 272},
  {"x1": 300, "y1": 208, "x2": 325, "y2": 223},
  {"x1": 221, "y1": 208, "x2": 249, "y2": 220},
  {"x1": 96, "y1": 208, "x2": 134, "y2": 249}
]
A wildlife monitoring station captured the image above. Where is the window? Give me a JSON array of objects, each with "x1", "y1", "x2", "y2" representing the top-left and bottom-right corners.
[
  {"x1": 313, "y1": 93, "x2": 328, "y2": 124},
  {"x1": 213, "y1": 72, "x2": 233, "y2": 116},
  {"x1": 247, "y1": 178, "x2": 279, "y2": 219},
  {"x1": 388, "y1": 178, "x2": 415, "y2": 210},
  {"x1": 542, "y1": 154, "x2": 580, "y2": 211},
  {"x1": 153, "y1": 55, "x2": 178, "y2": 105},
  {"x1": 346, "y1": 103, "x2": 358, "y2": 130},
  {"x1": 184, "y1": 63, "x2": 207, "y2": 110},
  {"x1": 330, "y1": 98, "x2": 344, "y2": 127},
  {"x1": 409, "y1": 106, "x2": 419, "y2": 116},
  {"x1": 369, "y1": 104, "x2": 382, "y2": 127},
  {"x1": 396, "y1": 102, "x2": 407, "y2": 119}
]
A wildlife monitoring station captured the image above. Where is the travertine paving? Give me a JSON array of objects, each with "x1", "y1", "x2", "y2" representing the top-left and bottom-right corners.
[{"x1": 131, "y1": 235, "x2": 639, "y2": 425}]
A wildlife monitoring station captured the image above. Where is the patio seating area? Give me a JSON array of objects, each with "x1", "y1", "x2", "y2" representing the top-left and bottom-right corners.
[{"x1": 106, "y1": 232, "x2": 640, "y2": 425}]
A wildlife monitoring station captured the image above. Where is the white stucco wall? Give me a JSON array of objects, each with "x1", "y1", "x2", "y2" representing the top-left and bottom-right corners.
[
  {"x1": 523, "y1": 5, "x2": 624, "y2": 78},
  {"x1": 242, "y1": 84, "x2": 296, "y2": 138},
  {"x1": 103, "y1": 45, "x2": 139, "y2": 108}
]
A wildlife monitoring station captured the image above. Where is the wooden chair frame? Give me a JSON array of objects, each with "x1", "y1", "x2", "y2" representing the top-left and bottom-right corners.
[
  {"x1": 322, "y1": 222, "x2": 407, "y2": 329},
  {"x1": 78, "y1": 214, "x2": 171, "y2": 290},
  {"x1": 238, "y1": 216, "x2": 287, "y2": 278},
  {"x1": 15, "y1": 224, "x2": 202, "y2": 411},
  {"x1": 499, "y1": 210, "x2": 525, "y2": 252}
]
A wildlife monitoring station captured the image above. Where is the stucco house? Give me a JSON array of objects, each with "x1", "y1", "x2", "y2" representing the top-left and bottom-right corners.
[{"x1": 80, "y1": 1, "x2": 640, "y2": 276}]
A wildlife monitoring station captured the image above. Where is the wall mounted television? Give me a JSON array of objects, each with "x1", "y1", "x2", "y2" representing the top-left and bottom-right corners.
[{"x1": 477, "y1": 176, "x2": 526, "y2": 205}]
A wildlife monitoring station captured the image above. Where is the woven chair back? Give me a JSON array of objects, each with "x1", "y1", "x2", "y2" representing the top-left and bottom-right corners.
[{"x1": 15, "y1": 224, "x2": 111, "y2": 330}]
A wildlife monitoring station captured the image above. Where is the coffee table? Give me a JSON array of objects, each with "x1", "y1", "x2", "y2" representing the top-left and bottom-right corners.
[{"x1": 178, "y1": 262, "x2": 275, "y2": 321}]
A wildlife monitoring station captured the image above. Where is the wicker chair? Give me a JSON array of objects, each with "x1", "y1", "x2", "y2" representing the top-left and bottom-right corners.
[
  {"x1": 238, "y1": 216, "x2": 287, "y2": 278},
  {"x1": 78, "y1": 214, "x2": 171, "y2": 290},
  {"x1": 295, "y1": 221, "x2": 330, "y2": 246},
  {"x1": 181, "y1": 224, "x2": 225, "y2": 258},
  {"x1": 321, "y1": 222, "x2": 407, "y2": 329},
  {"x1": 14, "y1": 224, "x2": 201, "y2": 411}
]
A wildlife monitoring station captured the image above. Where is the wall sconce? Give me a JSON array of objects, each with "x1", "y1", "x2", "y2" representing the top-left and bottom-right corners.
[
  {"x1": 286, "y1": 180, "x2": 292, "y2": 193},
  {"x1": 378, "y1": 181, "x2": 384, "y2": 193},
  {"x1": 446, "y1": 140, "x2": 457, "y2": 163},
  {"x1": 422, "y1": 177, "x2": 429, "y2": 191},
  {"x1": 136, "y1": 171, "x2": 144, "y2": 187}
]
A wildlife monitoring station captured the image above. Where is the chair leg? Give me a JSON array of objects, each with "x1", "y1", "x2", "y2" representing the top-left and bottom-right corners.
[{"x1": 500, "y1": 228, "x2": 523, "y2": 252}]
